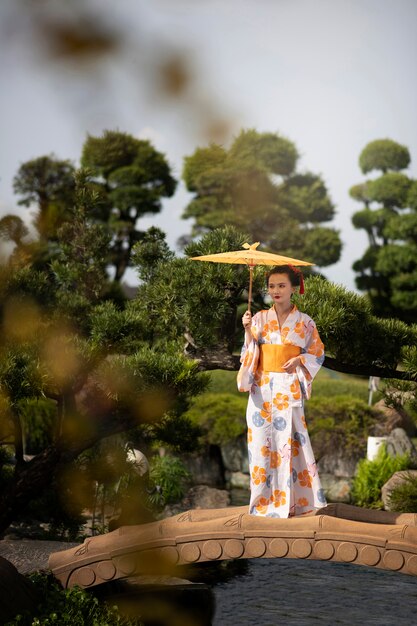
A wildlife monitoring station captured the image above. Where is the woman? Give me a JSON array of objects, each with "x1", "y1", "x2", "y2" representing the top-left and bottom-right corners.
[{"x1": 238, "y1": 265, "x2": 326, "y2": 517}]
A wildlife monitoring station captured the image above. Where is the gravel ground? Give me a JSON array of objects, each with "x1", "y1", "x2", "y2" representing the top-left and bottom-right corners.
[{"x1": 0, "y1": 539, "x2": 79, "y2": 574}]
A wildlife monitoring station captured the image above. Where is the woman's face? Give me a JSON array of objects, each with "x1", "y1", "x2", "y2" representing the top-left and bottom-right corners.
[{"x1": 267, "y1": 273, "x2": 296, "y2": 307}]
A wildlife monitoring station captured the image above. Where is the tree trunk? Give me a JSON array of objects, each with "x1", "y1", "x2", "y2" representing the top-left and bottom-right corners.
[{"x1": 0, "y1": 445, "x2": 62, "y2": 536}]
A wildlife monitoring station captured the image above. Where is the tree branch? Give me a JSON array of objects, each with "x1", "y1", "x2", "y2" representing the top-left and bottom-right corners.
[
  {"x1": 323, "y1": 356, "x2": 414, "y2": 381},
  {"x1": 187, "y1": 346, "x2": 416, "y2": 381}
]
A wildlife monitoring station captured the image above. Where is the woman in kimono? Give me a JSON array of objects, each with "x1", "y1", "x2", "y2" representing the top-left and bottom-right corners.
[{"x1": 238, "y1": 265, "x2": 326, "y2": 518}]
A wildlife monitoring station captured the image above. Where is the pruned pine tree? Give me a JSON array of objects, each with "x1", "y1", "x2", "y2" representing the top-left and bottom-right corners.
[
  {"x1": 351, "y1": 139, "x2": 417, "y2": 322},
  {"x1": 182, "y1": 129, "x2": 342, "y2": 268},
  {"x1": 81, "y1": 130, "x2": 177, "y2": 281},
  {"x1": 131, "y1": 226, "x2": 417, "y2": 383}
]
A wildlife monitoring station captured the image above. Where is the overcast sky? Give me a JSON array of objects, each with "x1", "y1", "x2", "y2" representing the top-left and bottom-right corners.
[{"x1": 1, "y1": 0, "x2": 416, "y2": 290}]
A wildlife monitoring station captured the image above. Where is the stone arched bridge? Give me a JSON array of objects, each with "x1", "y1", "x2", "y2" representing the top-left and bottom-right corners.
[{"x1": 49, "y1": 503, "x2": 417, "y2": 589}]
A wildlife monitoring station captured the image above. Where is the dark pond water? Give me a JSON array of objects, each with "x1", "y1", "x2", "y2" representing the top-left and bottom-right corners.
[{"x1": 208, "y1": 558, "x2": 417, "y2": 626}]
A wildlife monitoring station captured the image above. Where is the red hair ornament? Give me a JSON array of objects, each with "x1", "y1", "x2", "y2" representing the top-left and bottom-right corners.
[{"x1": 288, "y1": 265, "x2": 305, "y2": 295}]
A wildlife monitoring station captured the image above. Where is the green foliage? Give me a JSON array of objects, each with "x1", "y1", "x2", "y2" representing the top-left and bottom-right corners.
[
  {"x1": 367, "y1": 173, "x2": 412, "y2": 208},
  {"x1": 5, "y1": 572, "x2": 140, "y2": 625},
  {"x1": 182, "y1": 128, "x2": 341, "y2": 267},
  {"x1": 305, "y1": 395, "x2": 382, "y2": 458},
  {"x1": 387, "y1": 473, "x2": 417, "y2": 513},
  {"x1": 294, "y1": 276, "x2": 417, "y2": 371},
  {"x1": 89, "y1": 301, "x2": 146, "y2": 354},
  {"x1": 183, "y1": 143, "x2": 227, "y2": 191},
  {"x1": 130, "y1": 226, "x2": 174, "y2": 282},
  {"x1": 351, "y1": 444, "x2": 411, "y2": 508},
  {"x1": 0, "y1": 169, "x2": 208, "y2": 536},
  {"x1": 148, "y1": 455, "x2": 191, "y2": 507},
  {"x1": 81, "y1": 129, "x2": 177, "y2": 281},
  {"x1": 183, "y1": 392, "x2": 248, "y2": 445},
  {"x1": 131, "y1": 226, "x2": 262, "y2": 350},
  {"x1": 12, "y1": 155, "x2": 76, "y2": 240},
  {"x1": 229, "y1": 128, "x2": 299, "y2": 175},
  {"x1": 51, "y1": 172, "x2": 112, "y2": 327},
  {"x1": 351, "y1": 138, "x2": 417, "y2": 322},
  {"x1": 359, "y1": 139, "x2": 410, "y2": 174},
  {"x1": 18, "y1": 398, "x2": 57, "y2": 454},
  {"x1": 150, "y1": 412, "x2": 203, "y2": 453},
  {"x1": 0, "y1": 215, "x2": 29, "y2": 245},
  {"x1": 0, "y1": 347, "x2": 45, "y2": 405},
  {"x1": 302, "y1": 226, "x2": 341, "y2": 268}
]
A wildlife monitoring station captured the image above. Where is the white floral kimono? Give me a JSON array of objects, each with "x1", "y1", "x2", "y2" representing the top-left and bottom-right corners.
[{"x1": 237, "y1": 305, "x2": 327, "y2": 517}]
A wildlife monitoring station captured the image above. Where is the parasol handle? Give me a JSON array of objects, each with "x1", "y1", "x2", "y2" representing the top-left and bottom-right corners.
[{"x1": 248, "y1": 265, "x2": 254, "y2": 313}]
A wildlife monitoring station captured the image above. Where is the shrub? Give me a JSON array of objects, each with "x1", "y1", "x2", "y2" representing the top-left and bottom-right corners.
[
  {"x1": 305, "y1": 395, "x2": 382, "y2": 459},
  {"x1": 182, "y1": 392, "x2": 247, "y2": 446},
  {"x1": 387, "y1": 473, "x2": 417, "y2": 513},
  {"x1": 5, "y1": 572, "x2": 141, "y2": 625},
  {"x1": 148, "y1": 455, "x2": 191, "y2": 508},
  {"x1": 351, "y1": 444, "x2": 411, "y2": 509},
  {"x1": 18, "y1": 398, "x2": 57, "y2": 454}
]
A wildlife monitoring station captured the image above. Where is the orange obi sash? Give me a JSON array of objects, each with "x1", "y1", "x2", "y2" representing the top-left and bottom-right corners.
[{"x1": 259, "y1": 344, "x2": 301, "y2": 373}]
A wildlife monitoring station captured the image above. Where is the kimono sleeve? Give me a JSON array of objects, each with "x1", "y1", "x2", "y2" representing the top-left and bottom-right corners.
[
  {"x1": 296, "y1": 319, "x2": 325, "y2": 400},
  {"x1": 237, "y1": 313, "x2": 261, "y2": 392}
]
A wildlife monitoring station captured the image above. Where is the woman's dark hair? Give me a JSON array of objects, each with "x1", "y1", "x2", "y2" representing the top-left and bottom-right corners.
[{"x1": 266, "y1": 265, "x2": 302, "y2": 288}]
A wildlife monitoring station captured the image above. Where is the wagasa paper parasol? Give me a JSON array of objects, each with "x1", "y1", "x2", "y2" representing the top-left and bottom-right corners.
[{"x1": 190, "y1": 242, "x2": 314, "y2": 312}]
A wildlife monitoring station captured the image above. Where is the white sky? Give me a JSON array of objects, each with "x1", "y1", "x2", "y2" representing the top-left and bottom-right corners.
[{"x1": 1, "y1": 0, "x2": 416, "y2": 290}]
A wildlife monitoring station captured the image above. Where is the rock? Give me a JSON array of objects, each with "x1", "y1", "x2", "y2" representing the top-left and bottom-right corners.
[
  {"x1": 221, "y1": 435, "x2": 249, "y2": 473},
  {"x1": 0, "y1": 556, "x2": 38, "y2": 623},
  {"x1": 319, "y1": 473, "x2": 352, "y2": 503},
  {"x1": 163, "y1": 485, "x2": 230, "y2": 517},
  {"x1": 225, "y1": 471, "x2": 250, "y2": 490},
  {"x1": 183, "y1": 447, "x2": 224, "y2": 487},
  {"x1": 386, "y1": 428, "x2": 417, "y2": 465},
  {"x1": 381, "y1": 470, "x2": 417, "y2": 511},
  {"x1": 374, "y1": 400, "x2": 416, "y2": 437},
  {"x1": 317, "y1": 453, "x2": 360, "y2": 478}
]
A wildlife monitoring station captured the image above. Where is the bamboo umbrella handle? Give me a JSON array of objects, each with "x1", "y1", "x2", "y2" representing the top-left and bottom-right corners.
[{"x1": 248, "y1": 265, "x2": 253, "y2": 313}]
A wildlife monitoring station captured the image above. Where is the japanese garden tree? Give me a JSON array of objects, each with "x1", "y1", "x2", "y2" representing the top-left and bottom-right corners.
[
  {"x1": 81, "y1": 130, "x2": 177, "y2": 281},
  {"x1": 350, "y1": 138, "x2": 417, "y2": 323},
  {"x1": 0, "y1": 172, "x2": 205, "y2": 535},
  {"x1": 181, "y1": 129, "x2": 342, "y2": 268},
  {"x1": 9, "y1": 130, "x2": 177, "y2": 283}
]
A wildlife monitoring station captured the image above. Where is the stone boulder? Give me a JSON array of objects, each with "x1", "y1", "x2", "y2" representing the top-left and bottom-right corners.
[
  {"x1": 386, "y1": 428, "x2": 417, "y2": 465},
  {"x1": 183, "y1": 446, "x2": 225, "y2": 488},
  {"x1": 225, "y1": 470, "x2": 250, "y2": 490},
  {"x1": 317, "y1": 452, "x2": 361, "y2": 478},
  {"x1": 0, "y1": 556, "x2": 38, "y2": 623},
  {"x1": 374, "y1": 400, "x2": 416, "y2": 437},
  {"x1": 319, "y1": 474, "x2": 352, "y2": 503},
  {"x1": 220, "y1": 434, "x2": 249, "y2": 474},
  {"x1": 381, "y1": 470, "x2": 417, "y2": 511},
  {"x1": 163, "y1": 485, "x2": 230, "y2": 517}
]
